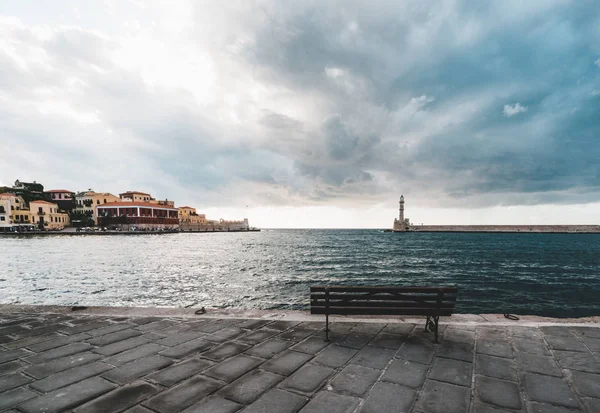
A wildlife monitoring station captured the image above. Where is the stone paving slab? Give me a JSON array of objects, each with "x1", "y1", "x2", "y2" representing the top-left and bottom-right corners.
[{"x1": 1, "y1": 309, "x2": 600, "y2": 412}]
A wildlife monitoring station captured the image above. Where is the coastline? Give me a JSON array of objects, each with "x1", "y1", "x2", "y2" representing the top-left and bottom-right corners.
[
  {"x1": 401, "y1": 225, "x2": 600, "y2": 233},
  {"x1": 2, "y1": 304, "x2": 599, "y2": 327},
  {"x1": 0, "y1": 229, "x2": 260, "y2": 236}
]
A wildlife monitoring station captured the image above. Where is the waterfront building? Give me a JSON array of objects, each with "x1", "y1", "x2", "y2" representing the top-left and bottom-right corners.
[
  {"x1": 120, "y1": 191, "x2": 175, "y2": 207},
  {"x1": 119, "y1": 191, "x2": 152, "y2": 202},
  {"x1": 44, "y1": 189, "x2": 75, "y2": 212},
  {"x1": 29, "y1": 200, "x2": 70, "y2": 230},
  {"x1": 74, "y1": 191, "x2": 120, "y2": 224},
  {"x1": 0, "y1": 193, "x2": 34, "y2": 232},
  {"x1": 45, "y1": 189, "x2": 74, "y2": 202},
  {"x1": 150, "y1": 199, "x2": 175, "y2": 207},
  {"x1": 0, "y1": 197, "x2": 10, "y2": 231},
  {"x1": 96, "y1": 202, "x2": 179, "y2": 230},
  {"x1": 179, "y1": 206, "x2": 208, "y2": 224}
]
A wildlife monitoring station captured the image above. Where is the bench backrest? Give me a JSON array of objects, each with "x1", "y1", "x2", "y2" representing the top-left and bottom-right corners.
[{"x1": 310, "y1": 286, "x2": 457, "y2": 316}]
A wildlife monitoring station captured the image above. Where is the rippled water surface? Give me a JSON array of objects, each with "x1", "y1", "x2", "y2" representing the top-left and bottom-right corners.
[{"x1": 1, "y1": 230, "x2": 599, "y2": 317}]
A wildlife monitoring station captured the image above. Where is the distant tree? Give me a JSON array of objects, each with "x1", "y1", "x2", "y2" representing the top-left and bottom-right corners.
[{"x1": 69, "y1": 210, "x2": 95, "y2": 227}]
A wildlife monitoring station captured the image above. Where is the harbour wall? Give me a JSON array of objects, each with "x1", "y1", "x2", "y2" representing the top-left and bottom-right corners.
[{"x1": 409, "y1": 225, "x2": 600, "y2": 233}]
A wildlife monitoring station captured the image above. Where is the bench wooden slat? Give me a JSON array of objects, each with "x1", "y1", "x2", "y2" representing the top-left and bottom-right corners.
[
  {"x1": 311, "y1": 307, "x2": 454, "y2": 316},
  {"x1": 310, "y1": 300, "x2": 456, "y2": 309},
  {"x1": 310, "y1": 293, "x2": 457, "y2": 303}
]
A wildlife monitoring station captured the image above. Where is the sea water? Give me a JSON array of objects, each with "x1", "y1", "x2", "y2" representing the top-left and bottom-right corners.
[{"x1": 1, "y1": 230, "x2": 599, "y2": 317}]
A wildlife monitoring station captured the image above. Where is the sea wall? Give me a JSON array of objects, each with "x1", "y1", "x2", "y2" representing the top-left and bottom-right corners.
[
  {"x1": 410, "y1": 225, "x2": 600, "y2": 233},
  {"x1": 180, "y1": 223, "x2": 253, "y2": 232}
]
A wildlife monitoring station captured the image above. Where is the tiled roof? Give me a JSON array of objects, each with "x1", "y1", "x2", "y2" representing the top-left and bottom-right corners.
[
  {"x1": 96, "y1": 201, "x2": 178, "y2": 210},
  {"x1": 30, "y1": 200, "x2": 57, "y2": 205},
  {"x1": 45, "y1": 189, "x2": 73, "y2": 193},
  {"x1": 119, "y1": 191, "x2": 151, "y2": 196}
]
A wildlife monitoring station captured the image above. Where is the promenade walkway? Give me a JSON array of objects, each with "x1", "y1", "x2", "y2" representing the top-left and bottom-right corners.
[{"x1": 0, "y1": 307, "x2": 599, "y2": 412}]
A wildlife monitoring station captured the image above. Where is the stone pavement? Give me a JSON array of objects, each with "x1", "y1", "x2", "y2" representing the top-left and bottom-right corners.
[{"x1": 1, "y1": 311, "x2": 600, "y2": 413}]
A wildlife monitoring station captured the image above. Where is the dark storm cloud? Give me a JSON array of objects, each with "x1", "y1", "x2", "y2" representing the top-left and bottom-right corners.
[{"x1": 236, "y1": 0, "x2": 600, "y2": 206}]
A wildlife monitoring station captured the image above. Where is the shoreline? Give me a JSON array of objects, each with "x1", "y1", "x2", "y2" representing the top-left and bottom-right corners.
[
  {"x1": 2, "y1": 304, "x2": 599, "y2": 327},
  {"x1": 405, "y1": 224, "x2": 600, "y2": 233},
  {"x1": 0, "y1": 229, "x2": 260, "y2": 236}
]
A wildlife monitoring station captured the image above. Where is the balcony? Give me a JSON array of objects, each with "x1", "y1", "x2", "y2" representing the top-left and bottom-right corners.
[{"x1": 37, "y1": 212, "x2": 46, "y2": 215}]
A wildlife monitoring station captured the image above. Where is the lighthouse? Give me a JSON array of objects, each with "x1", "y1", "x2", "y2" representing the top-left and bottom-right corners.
[
  {"x1": 392, "y1": 195, "x2": 409, "y2": 231},
  {"x1": 399, "y1": 195, "x2": 404, "y2": 224}
]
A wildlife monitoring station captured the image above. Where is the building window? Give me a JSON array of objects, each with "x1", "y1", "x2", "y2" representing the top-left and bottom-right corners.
[
  {"x1": 97, "y1": 200, "x2": 100, "y2": 205},
  {"x1": 0, "y1": 206, "x2": 4, "y2": 213},
  {"x1": 104, "y1": 199, "x2": 107, "y2": 203},
  {"x1": 38, "y1": 207, "x2": 43, "y2": 213},
  {"x1": 0, "y1": 217, "x2": 4, "y2": 221}
]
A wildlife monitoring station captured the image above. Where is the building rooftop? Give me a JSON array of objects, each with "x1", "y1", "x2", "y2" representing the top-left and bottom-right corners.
[
  {"x1": 29, "y1": 200, "x2": 58, "y2": 205},
  {"x1": 120, "y1": 191, "x2": 151, "y2": 196},
  {"x1": 96, "y1": 201, "x2": 178, "y2": 210},
  {"x1": 45, "y1": 189, "x2": 74, "y2": 193}
]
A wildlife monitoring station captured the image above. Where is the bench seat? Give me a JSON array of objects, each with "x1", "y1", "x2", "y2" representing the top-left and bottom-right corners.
[{"x1": 310, "y1": 285, "x2": 458, "y2": 343}]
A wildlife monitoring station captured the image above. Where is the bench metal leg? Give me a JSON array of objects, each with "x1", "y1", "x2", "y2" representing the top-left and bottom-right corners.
[
  {"x1": 325, "y1": 313, "x2": 330, "y2": 342},
  {"x1": 425, "y1": 316, "x2": 440, "y2": 344}
]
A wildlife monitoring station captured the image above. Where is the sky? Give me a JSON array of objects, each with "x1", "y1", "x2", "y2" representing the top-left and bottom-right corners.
[{"x1": 1, "y1": 0, "x2": 599, "y2": 228}]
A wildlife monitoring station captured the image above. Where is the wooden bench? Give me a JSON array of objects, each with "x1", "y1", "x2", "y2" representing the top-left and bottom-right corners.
[{"x1": 310, "y1": 285, "x2": 458, "y2": 343}]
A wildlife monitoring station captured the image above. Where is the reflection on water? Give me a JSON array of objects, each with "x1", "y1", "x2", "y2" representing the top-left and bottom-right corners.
[{"x1": 1, "y1": 230, "x2": 599, "y2": 317}]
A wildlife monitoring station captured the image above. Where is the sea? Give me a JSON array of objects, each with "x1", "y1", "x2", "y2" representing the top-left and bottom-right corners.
[{"x1": 1, "y1": 230, "x2": 599, "y2": 318}]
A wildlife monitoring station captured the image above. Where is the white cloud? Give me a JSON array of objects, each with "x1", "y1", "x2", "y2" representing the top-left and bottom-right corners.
[
  {"x1": 0, "y1": 1, "x2": 599, "y2": 227},
  {"x1": 325, "y1": 67, "x2": 345, "y2": 79},
  {"x1": 503, "y1": 103, "x2": 528, "y2": 117},
  {"x1": 595, "y1": 58, "x2": 600, "y2": 68},
  {"x1": 592, "y1": 90, "x2": 600, "y2": 96}
]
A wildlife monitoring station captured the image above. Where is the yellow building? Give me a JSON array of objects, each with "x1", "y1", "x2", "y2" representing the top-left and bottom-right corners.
[
  {"x1": 74, "y1": 191, "x2": 120, "y2": 224},
  {"x1": 0, "y1": 193, "x2": 34, "y2": 231},
  {"x1": 30, "y1": 200, "x2": 70, "y2": 230},
  {"x1": 121, "y1": 191, "x2": 175, "y2": 207},
  {"x1": 150, "y1": 199, "x2": 175, "y2": 207},
  {"x1": 179, "y1": 206, "x2": 207, "y2": 224},
  {"x1": 119, "y1": 191, "x2": 152, "y2": 202},
  {"x1": 0, "y1": 198, "x2": 10, "y2": 231}
]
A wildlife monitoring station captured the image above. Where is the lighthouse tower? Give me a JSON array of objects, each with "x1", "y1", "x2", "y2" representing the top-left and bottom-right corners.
[
  {"x1": 392, "y1": 195, "x2": 408, "y2": 231},
  {"x1": 399, "y1": 195, "x2": 404, "y2": 224}
]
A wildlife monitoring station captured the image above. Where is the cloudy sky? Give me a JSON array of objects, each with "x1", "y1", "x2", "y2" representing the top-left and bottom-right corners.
[{"x1": 1, "y1": 1, "x2": 599, "y2": 228}]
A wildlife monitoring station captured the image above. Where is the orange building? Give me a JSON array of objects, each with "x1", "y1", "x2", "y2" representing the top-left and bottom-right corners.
[{"x1": 30, "y1": 200, "x2": 70, "y2": 230}]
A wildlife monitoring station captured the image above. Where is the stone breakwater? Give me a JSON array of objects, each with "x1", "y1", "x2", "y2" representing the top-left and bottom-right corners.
[
  {"x1": 1, "y1": 305, "x2": 600, "y2": 412},
  {"x1": 410, "y1": 225, "x2": 600, "y2": 233}
]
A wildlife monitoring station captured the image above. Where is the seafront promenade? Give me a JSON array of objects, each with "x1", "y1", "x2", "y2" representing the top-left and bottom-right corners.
[{"x1": 1, "y1": 306, "x2": 599, "y2": 413}]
